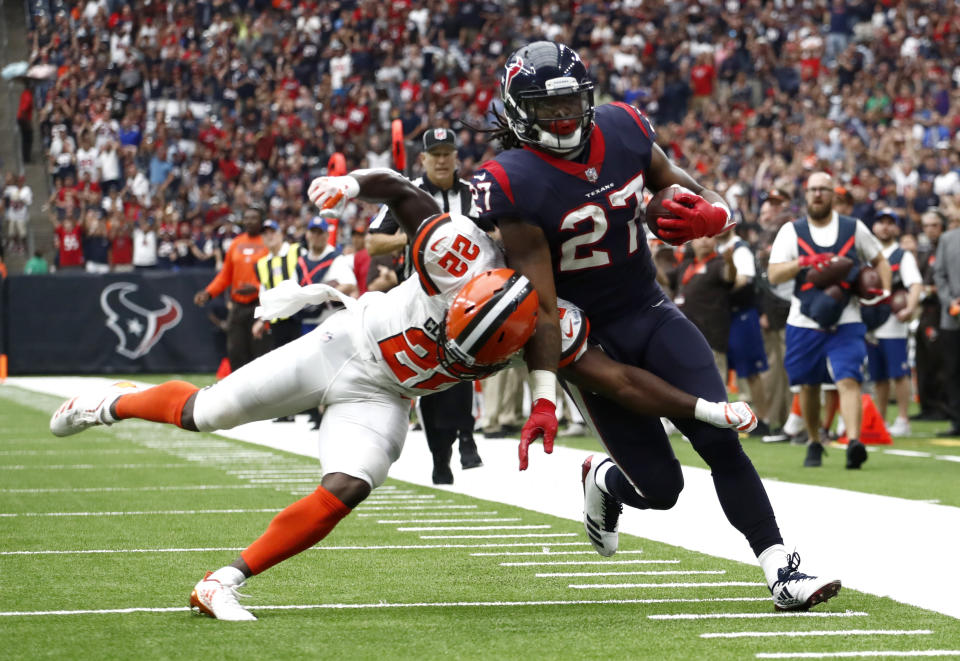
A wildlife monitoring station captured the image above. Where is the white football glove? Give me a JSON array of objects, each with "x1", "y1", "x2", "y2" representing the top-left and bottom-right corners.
[
  {"x1": 694, "y1": 399, "x2": 758, "y2": 433},
  {"x1": 308, "y1": 175, "x2": 360, "y2": 217}
]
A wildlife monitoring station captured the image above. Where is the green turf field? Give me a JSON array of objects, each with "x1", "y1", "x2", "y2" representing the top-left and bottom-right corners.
[{"x1": 2, "y1": 381, "x2": 959, "y2": 660}]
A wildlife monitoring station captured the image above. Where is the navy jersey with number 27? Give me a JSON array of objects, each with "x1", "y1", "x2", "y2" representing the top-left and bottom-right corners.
[{"x1": 473, "y1": 102, "x2": 660, "y2": 325}]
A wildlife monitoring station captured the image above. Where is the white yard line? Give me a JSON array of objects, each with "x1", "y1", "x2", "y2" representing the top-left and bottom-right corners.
[
  {"x1": 0, "y1": 485, "x2": 268, "y2": 494},
  {"x1": 755, "y1": 652, "x2": 960, "y2": 659},
  {"x1": 378, "y1": 518, "x2": 519, "y2": 524},
  {"x1": 419, "y1": 533, "x2": 577, "y2": 539},
  {"x1": 0, "y1": 596, "x2": 774, "y2": 618},
  {"x1": 355, "y1": 504, "x2": 471, "y2": 511},
  {"x1": 537, "y1": 570, "x2": 724, "y2": 578},
  {"x1": 397, "y1": 525, "x2": 549, "y2": 531},
  {"x1": 651, "y1": 611, "x2": 869, "y2": 620},
  {"x1": 0, "y1": 463, "x2": 190, "y2": 470},
  {"x1": 703, "y1": 630, "x2": 933, "y2": 639},
  {"x1": 571, "y1": 581, "x2": 764, "y2": 589},
  {"x1": 7, "y1": 376, "x2": 960, "y2": 620},
  {"x1": 502, "y1": 559, "x2": 679, "y2": 566},
  {"x1": 356, "y1": 511, "x2": 498, "y2": 518},
  {"x1": 472, "y1": 550, "x2": 647, "y2": 557},
  {"x1": 0, "y1": 508, "x2": 280, "y2": 518},
  {"x1": 0, "y1": 542, "x2": 593, "y2": 555}
]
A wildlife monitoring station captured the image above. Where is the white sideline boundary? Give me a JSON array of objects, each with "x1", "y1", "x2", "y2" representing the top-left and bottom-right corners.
[
  {"x1": 5, "y1": 376, "x2": 960, "y2": 620},
  {"x1": 0, "y1": 596, "x2": 774, "y2": 618}
]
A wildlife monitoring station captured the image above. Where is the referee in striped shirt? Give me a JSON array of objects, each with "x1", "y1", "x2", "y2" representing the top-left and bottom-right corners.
[{"x1": 366, "y1": 127, "x2": 485, "y2": 484}]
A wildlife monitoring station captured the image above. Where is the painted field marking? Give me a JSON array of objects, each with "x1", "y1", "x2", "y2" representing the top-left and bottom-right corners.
[
  {"x1": 472, "y1": 550, "x2": 645, "y2": 557},
  {"x1": 398, "y1": 525, "x2": 549, "y2": 532},
  {"x1": 419, "y1": 533, "x2": 577, "y2": 539},
  {"x1": 0, "y1": 542, "x2": 593, "y2": 556},
  {"x1": 0, "y1": 449, "x2": 156, "y2": 456},
  {"x1": 0, "y1": 463, "x2": 190, "y2": 471},
  {"x1": 355, "y1": 504, "x2": 470, "y2": 511},
  {"x1": 702, "y1": 629, "x2": 933, "y2": 639},
  {"x1": 247, "y1": 478, "x2": 326, "y2": 484},
  {"x1": 571, "y1": 581, "x2": 765, "y2": 589},
  {"x1": 537, "y1": 570, "x2": 724, "y2": 578},
  {"x1": 0, "y1": 485, "x2": 269, "y2": 494},
  {"x1": 755, "y1": 651, "x2": 960, "y2": 659},
  {"x1": 0, "y1": 508, "x2": 280, "y2": 518},
  {"x1": 357, "y1": 510, "x2": 498, "y2": 518},
  {"x1": 377, "y1": 518, "x2": 519, "y2": 524},
  {"x1": 362, "y1": 495, "x2": 437, "y2": 500},
  {"x1": 0, "y1": 596, "x2": 774, "y2": 618},
  {"x1": 650, "y1": 610, "x2": 868, "y2": 620},
  {"x1": 883, "y1": 450, "x2": 932, "y2": 458},
  {"x1": 936, "y1": 455, "x2": 960, "y2": 464},
  {"x1": 502, "y1": 560, "x2": 678, "y2": 566}
]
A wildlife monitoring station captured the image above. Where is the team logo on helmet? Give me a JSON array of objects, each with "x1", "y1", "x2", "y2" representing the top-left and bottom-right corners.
[
  {"x1": 503, "y1": 56, "x2": 525, "y2": 94},
  {"x1": 100, "y1": 282, "x2": 183, "y2": 359},
  {"x1": 438, "y1": 268, "x2": 539, "y2": 380}
]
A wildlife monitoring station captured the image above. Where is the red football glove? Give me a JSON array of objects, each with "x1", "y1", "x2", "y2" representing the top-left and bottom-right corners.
[
  {"x1": 658, "y1": 191, "x2": 734, "y2": 245},
  {"x1": 798, "y1": 253, "x2": 836, "y2": 272},
  {"x1": 518, "y1": 399, "x2": 557, "y2": 471},
  {"x1": 861, "y1": 288, "x2": 891, "y2": 306}
]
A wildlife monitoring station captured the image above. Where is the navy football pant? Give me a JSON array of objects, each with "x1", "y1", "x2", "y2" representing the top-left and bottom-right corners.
[{"x1": 565, "y1": 300, "x2": 782, "y2": 557}]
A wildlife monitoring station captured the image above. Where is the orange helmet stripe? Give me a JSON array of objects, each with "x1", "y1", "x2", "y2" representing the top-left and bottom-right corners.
[{"x1": 411, "y1": 213, "x2": 451, "y2": 296}]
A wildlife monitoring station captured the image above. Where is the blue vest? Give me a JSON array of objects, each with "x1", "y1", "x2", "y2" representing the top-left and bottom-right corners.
[
  {"x1": 793, "y1": 215, "x2": 860, "y2": 329},
  {"x1": 862, "y1": 246, "x2": 903, "y2": 331}
]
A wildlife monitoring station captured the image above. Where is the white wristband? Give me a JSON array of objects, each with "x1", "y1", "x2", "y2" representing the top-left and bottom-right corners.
[
  {"x1": 529, "y1": 370, "x2": 557, "y2": 406},
  {"x1": 694, "y1": 398, "x2": 718, "y2": 425}
]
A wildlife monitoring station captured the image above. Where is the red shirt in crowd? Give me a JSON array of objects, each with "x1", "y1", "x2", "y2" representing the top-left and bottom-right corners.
[
  {"x1": 690, "y1": 64, "x2": 715, "y2": 97},
  {"x1": 893, "y1": 96, "x2": 915, "y2": 119},
  {"x1": 55, "y1": 224, "x2": 84, "y2": 267},
  {"x1": 17, "y1": 88, "x2": 33, "y2": 122},
  {"x1": 800, "y1": 56, "x2": 821, "y2": 81},
  {"x1": 111, "y1": 231, "x2": 133, "y2": 267}
]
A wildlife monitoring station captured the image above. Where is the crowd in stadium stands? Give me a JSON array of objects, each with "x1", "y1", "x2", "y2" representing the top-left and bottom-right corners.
[{"x1": 10, "y1": 0, "x2": 960, "y2": 436}]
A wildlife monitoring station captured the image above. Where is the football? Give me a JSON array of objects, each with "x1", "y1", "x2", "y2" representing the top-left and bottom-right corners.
[
  {"x1": 824, "y1": 284, "x2": 844, "y2": 302},
  {"x1": 645, "y1": 185, "x2": 693, "y2": 243},
  {"x1": 856, "y1": 265, "x2": 882, "y2": 298},
  {"x1": 890, "y1": 289, "x2": 908, "y2": 314},
  {"x1": 805, "y1": 255, "x2": 854, "y2": 289}
]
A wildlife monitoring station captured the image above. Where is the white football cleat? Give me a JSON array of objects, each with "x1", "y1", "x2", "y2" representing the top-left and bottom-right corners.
[
  {"x1": 190, "y1": 572, "x2": 257, "y2": 621},
  {"x1": 49, "y1": 381, "x2": 141, "y2": 437},
  {"x1": 581, "y1": 455, "x2": 622, "y2": 557},
  {"x1": 770, "y1": 552, "x2": 841, "y2": 611}
]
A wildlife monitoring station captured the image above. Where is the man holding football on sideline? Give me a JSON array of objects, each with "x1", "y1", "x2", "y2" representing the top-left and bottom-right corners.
[
  {"x1": 50, "y1": 167, "x2": 756, "y2": 621},
  {"x1": 473, "y1": 41, "x2": 840, "y2": 611}
]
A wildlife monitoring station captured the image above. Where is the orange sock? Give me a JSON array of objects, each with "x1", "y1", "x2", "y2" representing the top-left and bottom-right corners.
[
  {"x1": 241, "y1": 486, "x2": 351, "y2": 575},
  {"x1": 114, "y1": 380, "x2": 199, "y2": 427},
  {"x1": 790, "y1": 393, "x2": 802, "y2": 416}
]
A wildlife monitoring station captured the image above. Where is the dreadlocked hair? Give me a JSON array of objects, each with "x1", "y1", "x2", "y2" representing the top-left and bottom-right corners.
[{"x1": 462, "y1": 106, "x2": 523, "y2": 151}]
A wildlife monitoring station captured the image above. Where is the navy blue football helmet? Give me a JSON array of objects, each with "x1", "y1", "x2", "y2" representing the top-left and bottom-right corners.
[{"x1": 500, "y1": 41, "x2": 595, "y2": 154}]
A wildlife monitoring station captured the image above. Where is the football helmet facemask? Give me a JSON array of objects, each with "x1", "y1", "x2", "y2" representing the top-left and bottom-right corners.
[
  {"x1": 438, "y1": 268, "x2": 539, "y2": 380},
  {"x1": 500, "y1": 41, "x2": 595, "y2": 155}
]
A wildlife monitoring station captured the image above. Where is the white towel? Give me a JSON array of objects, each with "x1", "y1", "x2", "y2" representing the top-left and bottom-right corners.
[{"x1": 254, "y1": 280, "x2": 356, "y2": 320}]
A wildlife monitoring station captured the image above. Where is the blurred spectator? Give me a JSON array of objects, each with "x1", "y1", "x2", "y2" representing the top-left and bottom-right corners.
[
  {"x1": 193, "y1": 207, "x2": 269, "y2": 371},
  {"x1": 53, "y1": 217, "x2": 83, "y2": 271},
  {"x1": 24, "y1": 249, "x2": 48, "y2": 274},
  {"x1": 933, "y1": 226, "x2": 960, "y2": 437},
  {"x1": 82, "y1": 215, "x2": 111, "y2": 273},
  {"x1": 5, "y1": 188, "x2": 30, "y2": 255},
  {"x1": 768, "y1": 172, "x2": 889, "y2": 469},
  {"x1": 17, "y1": 80, "x2": 33, "y2": 164},
  {"x1": 132, "y1": 217, "x2": 157, "y2": 269},
  {"x1": 670, "y1": 236, "x2": 736, "y2": 378},
  {"x1": 109, "y1": 220, "x2": 134, "y2": 272},
  {"x1": 867, "y1": 209, "x2": 923, "y2": 437},
  {"x1": 914, "y1": 210, "x2": 948, "y2": 420}
]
